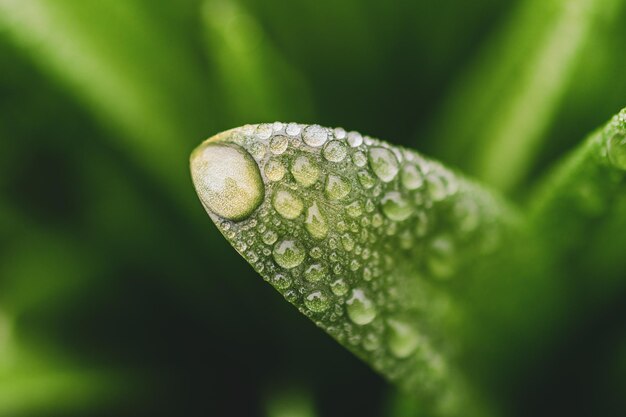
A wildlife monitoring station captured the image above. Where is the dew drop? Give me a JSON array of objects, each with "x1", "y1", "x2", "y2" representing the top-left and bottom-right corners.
[
  {"x1": 305, "y1": 202, "x2": 329, "y2": 239},
  {"x1": 341, "y1": 234, "x2": 355, "y2": 251},
  {"x1": 387, "y1": 318, "x2": 420, "y2": 358},
  {"x1": 323, "y1": 140, "x2": 348, "y2": 162},
  {"x1": 304, "y1": 263, "x2": 326, "y2": 282},
  {"x1": 191, "y1": 142, "x2": 264, "y2": 221},
  {"x1": 272, "y1": 273, "x2": 292, "y2": 290},
  {"x1": 381, "y1": 192, "x2": 414, "y2": 221},
  {"x1": 286, "y1": 123, "x2": 301, "y2": 136},
  {"x1": 352, "y1": 151, "x2": 367, "y2": 167},
  {"x1": 303, "y1": 125, "x2": 328, "y2": 147},
  {"x1": 305, "y1": 290, "x2": 330, "y2": 312},
  {"x1": 346, "y1": 201, "x2": 363, "y2": 217},
  {"x1": 326, "y1": 175, "x2": 351, "y2": 200},
  {"x1": 357, "y1": 170, "x2": 376, "y2": 189},
  {"x1": 270, "y1": 135, "x2": 289, "y2": 154},
  {"x1": 346, "y1": 289, "x2": 377, "y2": 325},
  {"x1": 330, "y1": 279, "x2": 349, "y2": 296},
  {"x1": 273, "y1": 239, "x2": 305, "y2": 269},
  {"x1": 272, "y1": 189, "x2": 304, "y2": 219},
  {"x1": 347, "y1": 131, "x2": 363, "y2": 147},
  {"x1": 369, "y1": 147, "x2": 399, "y2": 182},
  {"x1": 256, "y1": 123, "x2": 273, "y2": 139},
  {"x1": 262, "y1": 230, "x2": 278, "y2": 245},
  {"x1": 264, "y1": 159, "x2": 286, "y2": 182},
  {"x1": 401, "y1": 164, "x2": 423, "y2": 190},
  {"x1": 334, "y1": 127, "x2": 346, "y2": 139},
  {"x1": 608, "y1": 134, "x2": 626, "y2": 170},
  {"x1": 291, "y1": 155, "x2": 320, "y2": 187}
]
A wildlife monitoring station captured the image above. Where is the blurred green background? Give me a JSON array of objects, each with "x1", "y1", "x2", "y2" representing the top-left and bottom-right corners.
[{"x1": 1, "y1": 0, "x2": 625, "y2": 416}]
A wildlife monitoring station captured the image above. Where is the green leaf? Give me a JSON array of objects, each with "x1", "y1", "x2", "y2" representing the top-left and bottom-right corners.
[
  {"x1": 430, "y1": 0, "x2": 623, "y2": 191},
  {"x1": 190, "y1": 123, "x2": 523, "y2": 416}
]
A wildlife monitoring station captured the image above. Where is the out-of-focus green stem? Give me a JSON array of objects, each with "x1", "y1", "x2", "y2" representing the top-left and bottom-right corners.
[
  {"x1": 431, "y1": 0, "x2": 622, "y2": 191},
  {"x1": 201, "y1": 0, "x2": 314, "y2": 124}
]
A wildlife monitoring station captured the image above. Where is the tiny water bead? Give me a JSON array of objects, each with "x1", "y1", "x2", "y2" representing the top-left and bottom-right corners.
[
  {"x1": 305, "y1": 202, "x2": 328, "y2": 239},
  {"x1": 269, "y1": 135, "x2": 289, "y2": 154},
  {"x1": 607, "y1": 133, "x2": 626, "y2": 170},
  {"x1": 273, "y1": 239, "x2": 305, "y2": 269},
  {"x1": 325, "y1": 175, "x2": 351, "y2": 200},
  {"x1": 303, "y1": 124, "x2": 328, "y2": 147},
  {"x1": 323, "y1": 140, "x2": 348, "y2": 162},
  {"x1": 264, "y1": 159, "x2": 286, "y2": 181},
  {"x1": 272, "y1": 273, "x2": 292, "y2": 290},
  {"x1": 369, "y1": 147, "x2": 399, "y2": 182},
  {"x1": 272, "y1": 189, "x2": 304, "y2": 219},
  {"x1": 291, "y1": 155, "x2": 320, "y2": 187},
  {"x1": 381, "y1": 191, "x2": 414, "y2": 221},
  {"x1": 330, "y1": 279, "x2": 349, "y2": 296},
  {"x1": 304, "y1": 263, "x2": 326, "y2": 282},
  {"x1": 346, "y1": 289, "x2": 377, "y2": 325},
  {"x1": 305, "y1": 290, "x2": 330, "y2": 313},
  {"x1": 190, "y1": 142, "x2": 264, "y2": 221}
]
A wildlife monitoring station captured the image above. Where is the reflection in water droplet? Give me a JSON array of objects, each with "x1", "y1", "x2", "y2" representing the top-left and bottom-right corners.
[
  {"x1": 305, "y1": 202, "x2": 328, "y2": 239},
  {"x1": 323, "y1": 140, "x2": 348, "y2": 162},
  {"x1": 326, "y1": 175, "x2": 351, "y2": 200},
  {"x1": 270, "y1": 135, "x2": 289, "y2": 154},
  {"x1": 291, "y1": 155, "x2": 320, "y2": 187},
  {"x1": 303, "y1": 125, "x2": 328, "y2": 147},
  {"x1": 273, "y1": 239, "x2": 305, "y2": 269},
  {"x1": 191, "y1": 142, "x2": 264, "y2": 221},
  {"x1": 369, "y1": 147, "x2": 399, "y2": 182},
  {"x1": 304, "y1": 263, "x2": 326, "y2": 282},
  {"x1": 346, "y1": 289, "x2": 377, "y2": 325},
  {"x1": 305, "y1": 290, "x2": 330, "y2": 312},
  {"x1": 264, "y1": 159, "x2": 286, "y2": 181},
  {"x1": 387, "y1": 318, "x2": 420, "y2": 358},
  {"x1": 272, "y1": 189, "x2": 303, "y2": 219},
  {"x1": 381, "y1": 192, "x2": 414, "y2": 221},
  {"x1": 608, "y1": 134, "x2": 626, "y2": 170}
]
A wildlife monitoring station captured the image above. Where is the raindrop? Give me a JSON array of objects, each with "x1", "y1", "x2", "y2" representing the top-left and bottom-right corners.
[
  {"x1": 270, "y1": 135, "x2": 289, "y2": 154},
  {"x1": 286, "y1": 123, "x2": 301, "y2": 136},
  {"x1": 273, "y1": 189, "x2": 304, "y2": 219},
  {"x1": 323, "y1": 140, "x2": 348, "y2": 162},
  {"x1": 369, "y1": 147, "x2": 399, "y2": 182},
  {"x1": 305, "y1": 202, "x2": 329, "y2": 239},
  {"x1": 303, "y1": 125, "x2": 328, "y2": 147},
  {"x1": 291, "y1": 155, "x2": 320, "y2": 187},
  {"x1": 357, "y1": 171, "x2": 376, "y2": 189},
  {"x1": 347, "y1": 131, "x2": 363, "y2": 147},
  {"x1": 346, "y1": 289, "x2": 377, "y2": 325},
  {"x1": 272, "y1": 273, "x2": 292, "y2": 290},
  {"x1": 191, "y1": 142, "x2": 264, "y2": 221},
  {"x1": 608, "y1": 134, "x2": 626, "y2": 170},
  {"x1": 264, "y1": 159, "x2": 286, "y2": 182},
  {"x1": 325, "y1": 175, "x2": 351, "y2": 200},
  {"x1": 256, "y1": 123, "x2": 273, "y2": 139},
  {"x1": 381, "y1": 192, "x2": 414, "y2": 221},
  {"x1": 273, "y1": 239, "x2": 306, "y2": 269},
  {"x1": 330, "y1": 279, "x2": 349, "y2": 296},
  {"x1": 305, "y1": 290, "x2": 330, "y2": 312},
  {"x1": 261, "y1": 230, "x2": 278, "y2": 245},
  {"x1": 387, "y1": 318, "x2": 420, "y2": 358},
  {"x1": 401, "y1": 164, "x2": 423, "y2": 190},
  {"x1": 304, "y1": 263, "x2": 326, "y2": 282}
]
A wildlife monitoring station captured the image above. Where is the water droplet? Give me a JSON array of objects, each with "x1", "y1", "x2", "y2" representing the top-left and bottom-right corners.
[
  {"x1": 346, "y1": 289, "x2": 377, "y2": 325},
  {"x1": 191, "y1": 142, "x2": 264, "y2": 221},
  {"x1": 310, "y1": 246, "x2": 323, "y2": 259},
  {"x1": 426, "y1": 173, "x2": 451, "y2": 201},
  {"x1": 264, "y1": 159, "x2": 286, "y2": 181},
  {"x1": 303, "y1": 125, "x2": 328, "y2": 147},
  {"x1": 347, "y1": 131, "x2": 363, "y2": 147},
  {"x1": 304, "y1": 263, "x2": 326, "y2": 282},
  {"x1": 387, "y1": 318, "x2": 420, "y2": 358},
  {"x1": 273, "y1": 239, "x2": 305, "y2": 269},
  {"x1": 270, "y1": 135, "x2": 289, "y2": 154},
  {"x1": 256, "y1": 123, "x2": 273, "y2": 139},
  {"x1": 401, "y1": 164, "x2": 423, "y2": 190},
  {"x1": 330, "y1": 279, "x2": 349, "y2": 296},
  {"x1": 427, "y1": 235, "x2": 456, "y2": 278},
  {"x1": 273, "y1": 189, "x2": 303, "y2": 219},
  {"x1": 286, "y1": 123, "x2": 301, "y2": 136},
  {"x1": 341, "y1": 234, "x2": 355, "y2": 251},
  {"x1": 608, "y1": 134, "x2": 626, "y2": 170},
  {"x1": 369, "y1": 147, "x2": 399, "y2": 182},
  {"x1": 305, "y1": 202, "x2": 328, "y2": 239},
  {"x1": 357, "y1": 171, "x2": 376, "y2": 189},
  {"x1": 352, "y1": 151, "x2": 367, "y2": 167},
  {"x1": 346, "y1": 201, "x2": 363, "y2": 217},
  {"x1": 272, "y1": 273, "x2": 292, "y2": 290},
  {"x1": 323, "y1": 140, "x2": 348, "y2": 162},
  {"x1": 381, "y1": 192, "x2": 414, "y2": 221},
  {"x1": 334, "y1": 127, "x2": 346, "y2": 139},
  {"x1": 291, "y1": 155, "x2": 320, "y2": 187},
  {"x1": 262, "y1": 230, "x2": 278, "y2": 245},
  {"x1": 326, "y1": 175, "x2": 351, "y2": 200},
  {"x1": 305, "y1": 290, "x2": 330, "y2": 312}
]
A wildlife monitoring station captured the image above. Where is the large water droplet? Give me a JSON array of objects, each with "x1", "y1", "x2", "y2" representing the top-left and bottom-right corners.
[
  {"x1": 369, "y1": 147, "x2": 399, "y2": 182},
  {"x1": 323, "y1": 140, "x2": 348, "y2": 162},
  {"x1": 305, "y1": 290, "x2": 330, "y2": 312},
  {"x1": 381, "y1": 191, "x2": 414, "y2": 221},
  {"x1": 346, "y1": 289, "x2": 377, "y2": 325},
  {"x1": 291, "y1": 155, "x2": 320, "y2": 187},
  {"x1": 303, "y1": 125, "x2": 328, "y2": 147},
  {"x1": 273, "y1": 239, "x2": 305, "y2": 269},
  {"x1": 305, "y1": 202, "x2": 328, "y2": 239},
  {"x1": 273, "y1": 189, "x2": 304, "y2": 219},
  {"x1": 608, "y1": 134, "x2": 626, "y2": 170},
  {"x1": 191, "y1": 142, "x2": 264, "y2": 221},
  {"x1": 387, "y1": 318, "x2": 420, "y2": 358},
  {"x1": 325, "y1": 175, "x2": 351, "y2": 200}
]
